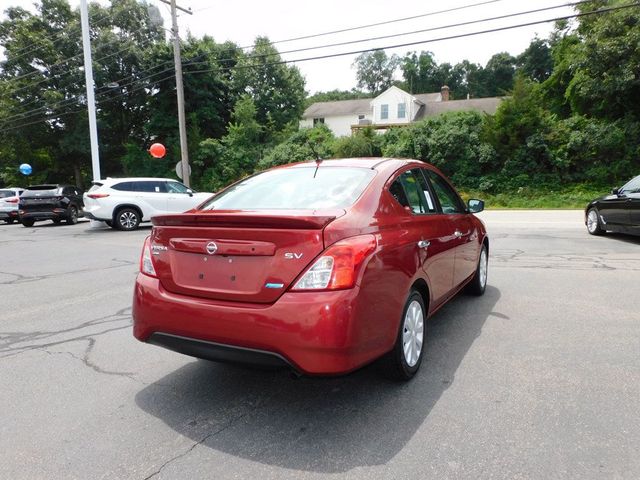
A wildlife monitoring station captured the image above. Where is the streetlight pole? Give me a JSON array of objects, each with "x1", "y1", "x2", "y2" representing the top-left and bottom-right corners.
[
  {"x1": 160, "y1": 0, "x2": 192, "y2": 187},
  {"x1": 79, "y1": 0, "x2": 100, "y2": 182}
]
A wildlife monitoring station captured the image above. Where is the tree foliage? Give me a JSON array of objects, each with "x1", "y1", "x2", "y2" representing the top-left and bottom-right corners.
[{"x1": 353, "y1": 50, "x2": 400, "y2": 94}]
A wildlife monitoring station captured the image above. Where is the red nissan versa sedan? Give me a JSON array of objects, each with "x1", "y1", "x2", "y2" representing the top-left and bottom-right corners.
[{"x1": 132, "y1": 158, "x2": 488, "y2": 380}]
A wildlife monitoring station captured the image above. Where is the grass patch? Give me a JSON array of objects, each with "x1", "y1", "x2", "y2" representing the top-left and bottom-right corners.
[{"x1": 459, "y1": 184, "x2": 605, "y2": 209}]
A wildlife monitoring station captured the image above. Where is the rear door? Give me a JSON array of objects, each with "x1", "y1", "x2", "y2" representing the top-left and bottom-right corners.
[
  {"x1": 389, "y1": 169, "x2": 456, "y2": 306},
  {"x1": 619, "y1": 176, "x2": 640, "y2": 233},
  {"x1": 423, "y1": 169, "x2": 479, "y2": 289},
  {"x1": 135, "y1": 181, "x2": 168, "y2": 217}
]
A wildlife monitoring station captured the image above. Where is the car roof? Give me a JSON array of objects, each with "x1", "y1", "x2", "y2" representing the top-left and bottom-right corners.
[
  {"x1": 97, "y1": 177, "x2": 179, "y2": 184},
  {"x1": 285, "y1": 157, "x2": 426, "y2": 175}
]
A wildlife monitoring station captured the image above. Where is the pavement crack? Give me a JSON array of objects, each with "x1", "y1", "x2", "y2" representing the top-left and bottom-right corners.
[{"x1": 142, "y1": 395, "x2": 271, "y2": 479}]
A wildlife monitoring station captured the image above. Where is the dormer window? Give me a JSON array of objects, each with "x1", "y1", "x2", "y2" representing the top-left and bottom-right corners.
[
  {"x1": 398, "y1": 103, "x2": 406, "y2": 119},
  {"x1": 381, "y1": 104, "x2": 389, "y2": 120}
]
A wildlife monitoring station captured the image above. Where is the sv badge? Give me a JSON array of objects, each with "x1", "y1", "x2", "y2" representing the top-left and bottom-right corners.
[{"x1": 284, "y1": 252, "x2": 303, "y2": 259}]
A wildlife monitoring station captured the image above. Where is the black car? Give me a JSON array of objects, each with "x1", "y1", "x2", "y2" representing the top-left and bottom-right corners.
[
  {"x1": 585, "y1": 174, "x2": 640, "y2": 236},
  {"x1": 19, "y1": 184, "x2": 84, "y2": 227}
]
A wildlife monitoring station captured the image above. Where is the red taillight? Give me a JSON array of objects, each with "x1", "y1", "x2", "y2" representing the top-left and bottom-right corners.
[
  {"x1": 6, "y1": 198, "x2": 19, "y2": 203},
  {"x1": 139, "y1": 236, "x2": 157, "y2": 278},
  {"x1": 87, "y1": 193, "x2": 110, "y2": 199},
  {"x1": 292, "y1": 234, "x2": 377, "y2": 291}
]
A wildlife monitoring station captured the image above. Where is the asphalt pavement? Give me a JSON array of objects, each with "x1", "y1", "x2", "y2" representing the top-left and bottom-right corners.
[{"x1": 1, "y1": 211, "x2": 638, "y2": 480}]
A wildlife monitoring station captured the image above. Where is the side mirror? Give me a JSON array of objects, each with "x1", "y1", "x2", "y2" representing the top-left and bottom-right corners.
[
  {"x1": 611, "y1": 187, "x2": 620, "y2": 195},
  {"x1": 467, "y1": 198, "x2": 484, "y2": 213},
  {"x1": 187, "y1": 188, "x2": 193, "y2": 197}
]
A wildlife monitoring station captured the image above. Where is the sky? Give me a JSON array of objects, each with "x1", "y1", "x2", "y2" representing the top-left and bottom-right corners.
[{"x1": 0, "y1": 0, "x2": 578, "y2": 94}]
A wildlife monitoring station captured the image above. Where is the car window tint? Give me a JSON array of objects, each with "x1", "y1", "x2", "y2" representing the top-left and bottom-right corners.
[
  {"x1": 621, "y1": 175, "x2": 640, "y2": 194},
  {"x1": 397, "y1": 170, "x2": 430, "y2": 214},
  {"x1": 0, "y1": 190, "x2": 13, "y2": 198},
  {"x1": 415, "y1": 169, "x2": 437, "y2": 213},
  {"x1": 112, "y1": 182, "x2": 135, "y2": 191},
  {"x1": 202, "y1": 167, "x2": 375, "y2": 210},
  {"x1": 166, "y1": 181, "x2": 190, "y2": 193},
  {"x1": 424, "y1": 170, "x2": 465, "y2": 214},
  {"x1": 389, "y1": 180, "x2": 410, "y2": 208},
  {"x1": 134, "y1": 181, "x2": 166, "y2": 193},
  {"x1": 62, "y1": 187, "x2": 74, "y2": 195}
]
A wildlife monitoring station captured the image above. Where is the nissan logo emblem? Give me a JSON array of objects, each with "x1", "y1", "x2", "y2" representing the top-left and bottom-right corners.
[{"x1": 206, "y1": 242, "x2": 218, "y2": 255}]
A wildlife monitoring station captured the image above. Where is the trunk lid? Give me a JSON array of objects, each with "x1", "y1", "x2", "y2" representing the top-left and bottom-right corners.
[
  {"x1": 20, "y1": 188, "x2": 61, "y2": 211},
  {"x1": 150, "y1": 209, "x2": 343, "y2": 303}
]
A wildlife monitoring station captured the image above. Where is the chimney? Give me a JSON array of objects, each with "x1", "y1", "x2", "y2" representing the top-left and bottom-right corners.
[{"x1": 440, "y1": 85, "x2": 450, "y2": 101}]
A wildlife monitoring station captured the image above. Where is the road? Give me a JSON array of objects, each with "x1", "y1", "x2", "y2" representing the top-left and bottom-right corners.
[{"x1": 1, "y1": 211, "x2": 639, "y2": 479}]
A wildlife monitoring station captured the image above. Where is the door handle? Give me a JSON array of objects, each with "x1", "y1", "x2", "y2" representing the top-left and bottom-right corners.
[
  {"x1": 417, "y1": 240, "x2": 430, "y2": 249},
  {"x1": 454, "y1": 230, "x2": 462, "y2": 238}
]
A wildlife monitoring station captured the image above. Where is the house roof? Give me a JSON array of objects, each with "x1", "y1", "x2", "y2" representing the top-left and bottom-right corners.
[
  {"x1": 303, "y1": 98, "x2": 372, "y2": 118},
  {"x1": 415, "y1": 97, "x2": 502, "y2": 120},
  {"x1": 414, "y1": 92, "x2": 442, "y2": 104}
]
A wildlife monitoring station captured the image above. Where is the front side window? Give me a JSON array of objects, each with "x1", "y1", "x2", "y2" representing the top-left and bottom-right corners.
[
  {"x1": 424, "y1": 170, "x2": 465, "y2": 214},
  {"x1": 398, "y1": 103, "x2": 406, "y2": 119},
  {"x1": 166, "y1": 181, "x2": 190, "y2": 193},
  {"x1": 112, "y1": 182, "x2": 135, "y2": 192},
  {"x1": 202, "y1": 167, "x2": 375, "y2": 210},
  {"x1": 621, "y1": 175, "x2": 640, "y2": 194},
  {"x1": 380, "y1": 104, "x2": 389, "y2": 120}
]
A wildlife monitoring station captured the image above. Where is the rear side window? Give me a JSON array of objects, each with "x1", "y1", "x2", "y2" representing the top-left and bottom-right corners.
[
  {"x1": 112, "y1": 182, "x2": 135, "y2": 192},
  {"x1": 136, "y1": 181, "x2": 167, "y2": 193},
  {"x1": 0, "y1": 190, "x2": 14, "y2": 198},
  {"x1": 202, "y1": 167, "x2": 376, "y2": 210},
  {"x1": 389, "y1": 170, "x2": 436, "y2": 214}
]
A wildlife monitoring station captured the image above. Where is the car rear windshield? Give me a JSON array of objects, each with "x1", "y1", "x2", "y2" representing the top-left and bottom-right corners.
[
  {"x1": 22, "y1": 187, "x2": 58, "y2": 197},
  {"x1": 0, "y1": 190, "x2": 15, "y2": 198},
  {"x1": 202, "y1": 166, "x2": 376, "y2": 210}
]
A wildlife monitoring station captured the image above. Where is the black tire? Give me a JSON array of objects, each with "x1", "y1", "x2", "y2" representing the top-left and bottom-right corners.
[
  {"x1": 22, "y1": 219, "x2": 35, "y2": 227},
  {"x1": 66, "y1": 206, "x2": 78, "y2": 225},
  {"x1": 467, "y1": 244, "x2": 488, "y2": 296},
  {"x1": 586, "y1": 208, "x2": 604, "y2": 235},
  {"x1": 5, "y1": 218, "x2": 15, "y2": 224},
  {"x1": 380, "y1": 290, "x2": 426, "y2": 381},
  {"x1": 114, "y1": 207, "x2": 141, "y2": 231},
  {"x1": 105, "y1": 220, "x2": 113, "y2": 228}
]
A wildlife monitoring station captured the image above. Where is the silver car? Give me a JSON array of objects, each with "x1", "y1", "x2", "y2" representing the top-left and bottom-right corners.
[{"x1": 0, "y1": 188, "x2": 24, "y2": 224}]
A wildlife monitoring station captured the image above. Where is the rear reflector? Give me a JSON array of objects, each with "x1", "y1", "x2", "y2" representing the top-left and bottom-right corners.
[{"x1": 292, "y1": 234, "x2": 377, "y2": 291}]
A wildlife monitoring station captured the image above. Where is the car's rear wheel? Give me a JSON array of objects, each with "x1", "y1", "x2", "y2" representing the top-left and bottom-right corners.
[
  {"x1": 380, "y1": 290, "x2": 425, "y2": 381},
  {"x1": 66, "y1": 206, "x2": 78, "y2": 225},
  {"x1": 115, "y1": 208, "x2": 141, "y2": 231},
  {"x1": 5, "y1": 218, "x2": 14, "y2": 224},
  {"x1": 586, "y1": 208, "x2": 604, "y2": 235},
  {"x1": 467, "y1": 244, "x2": 488, "y2": 296},
  {"x1": 22, "y1": 219, "x2": 35, "y2": 227}
]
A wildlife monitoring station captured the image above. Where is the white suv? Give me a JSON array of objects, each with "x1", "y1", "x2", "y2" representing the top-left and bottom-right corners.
[{"x1": 83, "y1": 178, "x2": 212, "y2": 230}]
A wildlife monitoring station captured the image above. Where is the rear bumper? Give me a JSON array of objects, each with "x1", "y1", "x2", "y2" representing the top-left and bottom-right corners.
[
  {"x1": 0, "y1": 210, "x2": 18, "y2": 219},
  {"x1": 132, "y1": 274, "x2": 386, "y2": 375},
  {"x1": 83, "y1": 211, "x2": 110, "y2": 221}
]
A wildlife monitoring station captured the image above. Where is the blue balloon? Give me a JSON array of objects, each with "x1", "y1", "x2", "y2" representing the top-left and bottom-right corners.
[{"x1": 19, "y1": 163, "x2": 32, "y2": 176}]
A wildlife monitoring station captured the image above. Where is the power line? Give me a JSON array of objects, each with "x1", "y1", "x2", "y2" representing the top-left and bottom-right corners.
[
  {"x1": 179, "y1": 0, "x2": 599, "y2": 71},
  {"x1": 2, "y1": 1, "x2": 637, "y2": 133}
]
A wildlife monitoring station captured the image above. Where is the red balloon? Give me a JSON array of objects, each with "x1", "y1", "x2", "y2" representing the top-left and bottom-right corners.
[{"x1": 149, "y1": 143, "x2": 166, "y2": 158}]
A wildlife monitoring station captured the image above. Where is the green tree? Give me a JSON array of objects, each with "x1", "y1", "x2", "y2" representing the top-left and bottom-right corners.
[
  {"x1": 353, "y1": 50, "x2": 400, "y2": 94},
  {"x1": 483, "y1": 52, "x2": 516, "y2": 96},
  {"x1": 517, "y1": 37, "x2": 553, "y2": 82}
]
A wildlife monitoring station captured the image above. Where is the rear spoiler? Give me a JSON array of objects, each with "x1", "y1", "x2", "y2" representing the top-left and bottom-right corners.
[{"x1": 152, "y1": 210, "x2": 344, "y2": 230}]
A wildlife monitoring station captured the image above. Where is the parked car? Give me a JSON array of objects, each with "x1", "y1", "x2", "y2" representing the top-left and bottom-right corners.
[
  {"x1": 0, "y1": 187, "x2": 24, "y2": 224},
  {"x1": 132, "y1": 158, "x2": 489, "y2": 380},
  {"x1": 19, "y1": 184, "x2": 84, "y2": 227},
  {"x1": 83, "y1": 177, "x2": 212, "y2": 231},
  {"x1": 585, "y1": 174, "x2": 640, "y2": 236}
]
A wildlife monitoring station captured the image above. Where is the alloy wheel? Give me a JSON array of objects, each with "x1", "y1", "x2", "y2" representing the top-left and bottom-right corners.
[
  {"x1": 119, "y1": 211, "x2": 138, "y2": 230},
  {"x1": 402, "y1": 300, "x2": 424, "y2": 367}
]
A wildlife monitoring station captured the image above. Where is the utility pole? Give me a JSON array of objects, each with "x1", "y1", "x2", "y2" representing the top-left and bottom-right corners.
[
  {"x1": 79, "y1": 0, "x2": 101, "y2": 182},
  {"x1": 160, "y1": 0, "x2": 192, "y2": 187}
]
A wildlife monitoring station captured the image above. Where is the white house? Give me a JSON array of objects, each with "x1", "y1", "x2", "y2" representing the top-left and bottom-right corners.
[{"x1": 300, "y1": 85, "x2": 502, "y2": 137}]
